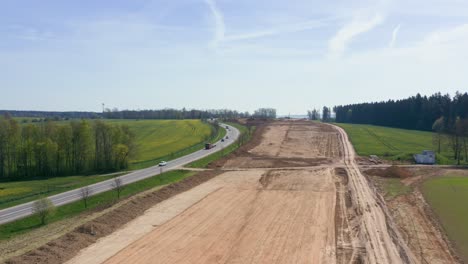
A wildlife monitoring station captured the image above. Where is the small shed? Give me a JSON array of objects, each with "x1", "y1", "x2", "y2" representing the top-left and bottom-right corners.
[{"x1": 414, "y1": 150, "x2": 436, "y2": 164}]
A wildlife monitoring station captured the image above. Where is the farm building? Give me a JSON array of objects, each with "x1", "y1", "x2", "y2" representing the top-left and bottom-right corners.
[{"x1": 414, "y1": 150, "x2": 436, "y2": 164}]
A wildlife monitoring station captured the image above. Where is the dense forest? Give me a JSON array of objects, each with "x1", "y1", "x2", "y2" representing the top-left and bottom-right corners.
[
  {"x1": 334, "y1": 92, "x2": 468, "y2": 131},
  {"x1": 0, "y1": 116, "x2": 135, "y2": 180},
  {"x1": 0, "y1": 110, "x2": 100, "y2": 119}
]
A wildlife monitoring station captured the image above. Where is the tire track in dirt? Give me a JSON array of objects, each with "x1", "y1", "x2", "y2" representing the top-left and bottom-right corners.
[{"x1": 332, "y1": 124, "x2": 416, "y2": 264}]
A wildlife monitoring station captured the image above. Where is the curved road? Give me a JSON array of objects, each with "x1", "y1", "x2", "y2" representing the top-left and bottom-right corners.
[{"x1": 0, "y1": 123, "x2": 239, "y2": 225}]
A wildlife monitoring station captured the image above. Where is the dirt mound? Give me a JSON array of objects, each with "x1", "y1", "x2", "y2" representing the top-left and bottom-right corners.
[
  {"x1": 366, "y1": 166, "x2": 413, "y2": 179},
  {"x1": 5, "y1": 170, "x2": 222, "y2": 264}
]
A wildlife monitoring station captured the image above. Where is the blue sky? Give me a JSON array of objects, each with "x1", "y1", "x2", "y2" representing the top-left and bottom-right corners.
[{"x1": 1, "y1": 0, "x2": 468, "y2": 114}]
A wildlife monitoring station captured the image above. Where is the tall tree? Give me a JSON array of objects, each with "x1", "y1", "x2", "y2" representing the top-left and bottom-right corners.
[
  {"x1": 71, "y1": 120, "x2": 93, "y2": 173},
  {"x1": 322, "y1": 107, "x2": 331, "y2": 122},
  {"x1": 432, "y1": 117, "x2": 445, "y2": 153}
]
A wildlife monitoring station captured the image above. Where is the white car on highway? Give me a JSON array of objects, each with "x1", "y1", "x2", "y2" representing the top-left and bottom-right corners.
[{"x1": 159, "y1": 161, "x2": 167, "y2": 166}]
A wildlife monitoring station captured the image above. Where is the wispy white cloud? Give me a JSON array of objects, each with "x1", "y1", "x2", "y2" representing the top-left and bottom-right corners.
[
  {"x1": 413, "y1": 23, "x2": 468, "y2": 62},
  {"x1": 204, "y1": 0, "x2": 225, "y2": 47},
  {"x1": 328, "y1": 14, "x2": 384, "y2": 59},
  {"x1": 423, "y1": 23, "x2": 468, "y2": 45},
  {"x1": 389, "y1": 23, "x2": 401, "y2": 48},
  {"x1": 224, "y1": 19, "x2": 328, "y2": 42},
  {"x1": 203, "y1": 0, "x2": 329, "y2": 47}
]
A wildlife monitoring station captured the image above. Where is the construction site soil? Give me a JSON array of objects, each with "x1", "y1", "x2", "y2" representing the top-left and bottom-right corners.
[
  {"x1": 366, "y1": 166, "x2": 463, "y2": 264},
  {"x1": 4, "y1": 120, "x2": 463, "y2": 264}
]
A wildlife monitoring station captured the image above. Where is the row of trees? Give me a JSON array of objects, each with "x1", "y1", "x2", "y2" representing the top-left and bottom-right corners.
[
  {"x1": 0, "y1": 116, "x2": 135, "y2": 179},
  {"x1": 103, "y1": 108, "x2": 251, "y2": 120},
  {"x1": 1, "y1": 107, "x2": 281, "y2": 121},
  {"x1": 307, "y1": 106, "x2": 333, "y2": 121},
  {"x1": 432, "y1": 116, "x2": 468, "y2": 164},
  {"x1": 252, "y1": 108, "x2": 277, "y2": 119},
  {"x1": 0, "y1": 110, "x2": 100, "y2": 119},
  {"x1": 334, "y1": 92, "x2": 468, "y2": 131}
]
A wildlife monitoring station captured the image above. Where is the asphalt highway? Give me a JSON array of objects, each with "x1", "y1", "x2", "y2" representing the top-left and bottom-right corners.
[{"x1": 0, "y1": 123, "x2": 239, "y2": 225}]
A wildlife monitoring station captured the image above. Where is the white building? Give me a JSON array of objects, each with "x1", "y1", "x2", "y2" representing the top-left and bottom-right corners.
[{"x1": 414, "y1": 150, "x2": 436, "y2": 164}]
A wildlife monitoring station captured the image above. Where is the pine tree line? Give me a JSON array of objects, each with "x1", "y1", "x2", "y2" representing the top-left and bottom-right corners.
[{"x1": 334, "y1": 92, "x2": 468, "y2": 131}]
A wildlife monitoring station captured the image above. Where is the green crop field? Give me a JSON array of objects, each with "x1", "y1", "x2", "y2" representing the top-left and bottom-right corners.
[
  {"x1": 336, "y1": 123, "x2": 460, "y2": 164},
  {"x1": 422, "y1": 176, "x2": 468, "y2": 262},
  {"x1": 13, "y1": 118, "x2": 216, "y2": 167},
  {"x1": 102, "y1": 119, "x2": 214, "y2": 167}
]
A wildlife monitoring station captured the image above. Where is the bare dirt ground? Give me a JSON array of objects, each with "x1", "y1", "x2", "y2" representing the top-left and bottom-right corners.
[
  {"x1": 367, "y1": 166, "x2": 463, "y2": 264},
  {"x1": 333, "y1": 125, "x2": 416, "y2": 264},
  {"x1": 103, "y1": 169, "x2": 337, "y2": 264},
  {"x1": 222, "y1": 121, "x2": 341, "y2": 169}
]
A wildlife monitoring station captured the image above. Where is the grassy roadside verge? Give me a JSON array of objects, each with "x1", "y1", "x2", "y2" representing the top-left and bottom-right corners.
[
  {"x1": 0, "y1": 170, "x2": 194, "y2": 240},
  {"x1": 0, "y1": 173, "x2": 127, "y2": 210},
  {"x1": 187, "y1": 122, "x2": 252, "y2": 168}
]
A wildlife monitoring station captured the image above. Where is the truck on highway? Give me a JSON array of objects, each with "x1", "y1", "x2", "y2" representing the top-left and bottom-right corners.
[{"x1": 205, "y1": 143, "x2": 216, "y2": 150}]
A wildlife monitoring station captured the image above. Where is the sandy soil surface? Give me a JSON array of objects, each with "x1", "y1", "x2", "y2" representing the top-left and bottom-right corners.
[
  {"x1": 223, "y1": 121, "x2": 341, "y2": 169},
  {"x1": 388, "y1": 193, "x2": 458, "y2": 264},
  {"x1": 333, "y1": 125, "x2": 416, "y2": 263},
  {"x1": 67, "y1": 177, "x2": 225, "y2": 264},
  {"x1": 68, "y1": 121, "x2": 340, "y2": 264},
  {"x1": 104, "y1": 169, "x2": 336, "y2": 264},
  {"x1": 367, "y1": 166, "x2": 462, "y2": 263},
  {"x1": 251, "y1": 123, "x2": 341, "y2": 159}
]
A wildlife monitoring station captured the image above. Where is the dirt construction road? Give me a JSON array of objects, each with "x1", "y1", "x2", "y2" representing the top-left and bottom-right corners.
[
  {"x1": 69, "y1": 121, "x2": 415, "y2": 264},
  {"x1": 334, "y1": 125, "x2": 415, "y2": 263}
]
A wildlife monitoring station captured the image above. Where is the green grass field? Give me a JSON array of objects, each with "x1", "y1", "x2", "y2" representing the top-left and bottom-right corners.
[
  {"x1": 103, "y1": 119, "x2": 214, "y2": 166},
  {"x1": 422, "y1": 176, "x2": 468, "y2": 262},
  {"x1": 0, "y1": 170, "x2": 194, "y2": 240},
  {"x1": 336, "y1": 123, "x2": 461, "y2": 164},
  {"x1": 15, "y1": 118, "x2": 215, "y2": 167}
]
